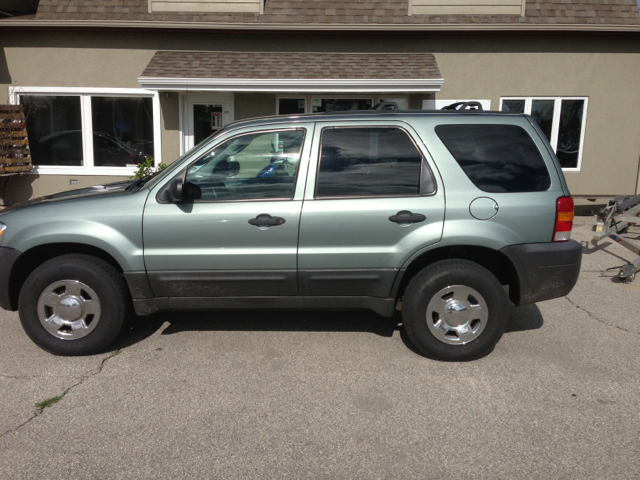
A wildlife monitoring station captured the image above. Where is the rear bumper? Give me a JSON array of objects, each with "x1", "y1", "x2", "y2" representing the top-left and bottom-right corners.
[
  {"x1": 0, "y1": 246, "x2": 21, "y2": 311},
  {"x1": 501, "y1": 240, "x2": 582, "y2": 306}
]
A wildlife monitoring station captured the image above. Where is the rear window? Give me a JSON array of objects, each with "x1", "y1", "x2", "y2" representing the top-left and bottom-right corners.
[{"x1": 435, "y1": 124, "x2": 551, "y2": 193}]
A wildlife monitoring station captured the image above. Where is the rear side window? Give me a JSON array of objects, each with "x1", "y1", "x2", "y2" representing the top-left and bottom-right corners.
[
  {"x1": 435, "y1": 124, "x2": 551, "y2": 193},
  {"x1": 316, "y1": 127, "x2": 430, "y2": 198}
]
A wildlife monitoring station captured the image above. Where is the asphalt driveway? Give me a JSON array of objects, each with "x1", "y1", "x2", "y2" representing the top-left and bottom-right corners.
[{"x1": 1, "y1": 217, "x2": 639, "y2": 479}]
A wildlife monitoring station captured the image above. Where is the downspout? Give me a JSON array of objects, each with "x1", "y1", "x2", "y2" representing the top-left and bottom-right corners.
[{"x1": 635, "y1": 154, "x2": 640, "y2": 194}]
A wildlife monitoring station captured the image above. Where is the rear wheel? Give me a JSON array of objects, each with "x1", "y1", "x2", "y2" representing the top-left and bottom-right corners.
[
  {"x1": 402, "y1": 259, "x2": 509, "y2": 361},
  {"x1": 18, "y1": 254, "x2": 130, "y2": 356}
]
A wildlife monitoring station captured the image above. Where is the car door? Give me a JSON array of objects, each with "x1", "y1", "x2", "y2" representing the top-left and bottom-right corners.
[
  {"x1": 298, "y1": 120, "x2": 445, "y2": 297},
  {"x1": 143, "y1": 125, "x2": 312, "y2": 298}
]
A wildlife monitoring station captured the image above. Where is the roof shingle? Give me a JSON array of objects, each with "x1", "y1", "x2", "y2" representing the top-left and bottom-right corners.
[
  {"x1": 34, "y1": 0, "x2": 640, "y2": 26},
  {"x1": 140, "y1": 51, "x2": 443, "y2": 79}
]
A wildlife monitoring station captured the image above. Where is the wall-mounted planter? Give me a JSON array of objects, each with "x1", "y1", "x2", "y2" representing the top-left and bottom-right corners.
[{"x1": 0, "y1": 105, "x2": 33, "y2": 175}]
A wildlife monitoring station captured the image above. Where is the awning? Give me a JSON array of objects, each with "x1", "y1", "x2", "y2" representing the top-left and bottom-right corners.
[{"x1": 138, "y1": 51, "x2": 443, "y2": 93}]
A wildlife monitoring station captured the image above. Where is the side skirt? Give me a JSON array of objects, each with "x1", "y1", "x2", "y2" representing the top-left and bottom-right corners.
[{"x1": 133, "y1": 296, "x2": 397, "y2": 318}]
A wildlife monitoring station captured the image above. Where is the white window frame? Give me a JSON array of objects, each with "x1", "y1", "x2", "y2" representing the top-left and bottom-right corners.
[
  {"x1": 276, "y1": 95, "x2": 409, "y2": 115},
  {"x1": 499, "y1": 96, "x2": 588, "y2": 172},
  {"x1": 9, "y1": 86, "x2": 162, "y2": 176},
  {"x1": 422, "y1": 99, "x2": 491, "y2": 111}
]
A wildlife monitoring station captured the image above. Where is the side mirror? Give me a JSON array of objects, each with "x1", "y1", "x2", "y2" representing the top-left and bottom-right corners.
[
  {"x1": 156, "y1": 170, "x2": 191, "y2": 204},
  {"x1": 169, "y1": 176, "x2": 183, "y2": 202}
]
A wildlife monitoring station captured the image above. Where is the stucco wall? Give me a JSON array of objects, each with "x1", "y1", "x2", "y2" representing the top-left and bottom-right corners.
[
  {"x1": 1, "y1": 30, "x2": 639, "y2": 204},
  {"x1": 235, "y1": 93, "x2": 277, "y2": 120}
]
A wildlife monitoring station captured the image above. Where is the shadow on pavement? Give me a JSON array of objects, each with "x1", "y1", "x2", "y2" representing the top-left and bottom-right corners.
[
  {"x1": 581, "y1": 240, "x2": 636, "y2": 264},
  {"x1": 505, "y1": 303, "x2": 544, "y2": 333},
  {"x1": 158, "y1": 309, "x2": 402, "y2": 337},
  {"x1": 109, "y1": 303, "x2": 544, "y2": 353}
]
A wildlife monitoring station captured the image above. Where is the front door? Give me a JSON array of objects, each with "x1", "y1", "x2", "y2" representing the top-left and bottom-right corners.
[
  {"x1": 183, "y1": 94, "x2": 234, "y2": 152},
  {"x1": 144, "y1": 125, "x2": 312, "y2": 298},
  {"x1": 297, "y1": 121, "x2": 445, "y2": 297}
]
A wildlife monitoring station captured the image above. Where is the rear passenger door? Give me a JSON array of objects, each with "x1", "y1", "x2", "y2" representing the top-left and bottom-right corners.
[{"x1": 297, "y1": 121, "x2": 445, "y2": 297}]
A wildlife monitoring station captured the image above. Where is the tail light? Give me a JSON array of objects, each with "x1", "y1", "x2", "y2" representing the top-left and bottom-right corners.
[{"x1": 553, "y1": 196, "x2": 574, "y2": 242}]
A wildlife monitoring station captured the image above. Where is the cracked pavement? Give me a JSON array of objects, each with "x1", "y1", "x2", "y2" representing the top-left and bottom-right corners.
[{"x1": 1, "y1": 217, "x2": 639, "y2": 479}]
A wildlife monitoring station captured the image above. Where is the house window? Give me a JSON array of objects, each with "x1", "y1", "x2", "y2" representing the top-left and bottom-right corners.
[
  {"x1": 150, "y1": 0, "x2": 264, "y2": 14},
  {"x1": 277, "y1": 96, "x2": 407, "y2": 115},
  {"x1": 408, "y1": 0, "x2": 526, "y2": 16},
  {"x1": 12, "y1": 87, "x2": 161, "y2": 175},
  {"x1": 278, "y1": 98, "x2": 306, "y2": 115},
  {"x1": 311, "y1": 98, "x2": 373, "y2": 113},
  {"x1": 500, "y1": 97, "x2": 588, "y2": 170}
]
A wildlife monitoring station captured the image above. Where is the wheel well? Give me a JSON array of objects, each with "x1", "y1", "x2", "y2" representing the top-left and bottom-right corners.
[
  {"x1": 397, "y1": 245, "x2": 520, "y2": 304},
  {"x1": 8, "y1": 243, "x2": 124, "y2": 311}
]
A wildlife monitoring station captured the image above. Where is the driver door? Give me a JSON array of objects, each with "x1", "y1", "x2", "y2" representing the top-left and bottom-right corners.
[{"x1": 143, "y1": 125, "x2": 312, "y2": 298}]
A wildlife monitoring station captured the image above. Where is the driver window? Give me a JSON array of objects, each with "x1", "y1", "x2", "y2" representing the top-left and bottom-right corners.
[{"x1": 184, "y1": 129, "x2": 305, "y2": 201}]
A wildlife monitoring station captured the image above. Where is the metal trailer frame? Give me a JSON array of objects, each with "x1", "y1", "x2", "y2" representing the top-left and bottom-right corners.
[{"x1": 592, "y1": 194, "x2": 640, "y2": 282}]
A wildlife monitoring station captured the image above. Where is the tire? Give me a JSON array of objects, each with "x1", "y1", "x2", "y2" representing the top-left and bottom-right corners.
[
  {"x1": 402, "y1": 259, "x2": 509, "y2": 361},
  {"x1": 18, "y1": 254, "x2": 130, "y2": 356}
]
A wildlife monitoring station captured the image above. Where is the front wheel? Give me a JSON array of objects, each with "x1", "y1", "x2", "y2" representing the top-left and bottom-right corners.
[
  {"x1": 402, "y1": 260, "x2": 509, "y2": 361},
  {"x1": 18, "y1": 254, "x2": 130, "y2": 356}
]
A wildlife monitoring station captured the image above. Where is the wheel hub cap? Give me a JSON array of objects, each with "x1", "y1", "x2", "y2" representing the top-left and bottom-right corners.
[
  {"x1": 37, "y1": 280, "x2": 102, "y2": 340},
  {"x1": 443, "y1": 300, "x2": 469, "y2": 327},
  {"x1": 57, "y1": 296, "x2": 84, "y2": 321},
  {"x1": 426, "y1": 285, "x2": 489, "y2": 345}
]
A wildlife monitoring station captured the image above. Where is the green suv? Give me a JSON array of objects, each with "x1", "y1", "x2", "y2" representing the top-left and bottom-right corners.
[{"x1": 0, "y1": 108, "x2": 582, "y2": 360}]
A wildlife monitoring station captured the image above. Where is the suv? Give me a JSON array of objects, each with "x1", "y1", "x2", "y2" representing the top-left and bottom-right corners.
[{"x1": 0, "y1": 107, "x2": 582, "y2": 360}]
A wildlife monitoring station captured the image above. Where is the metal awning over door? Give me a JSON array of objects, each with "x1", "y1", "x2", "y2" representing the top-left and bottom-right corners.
[{"x1": 138, "y1": 51, "x2": 444, "y2": 93}]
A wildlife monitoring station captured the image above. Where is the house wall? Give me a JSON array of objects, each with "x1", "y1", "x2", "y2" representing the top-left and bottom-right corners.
[{"x1": 1, "y1": 30, "x2": 639, "y2": 205}]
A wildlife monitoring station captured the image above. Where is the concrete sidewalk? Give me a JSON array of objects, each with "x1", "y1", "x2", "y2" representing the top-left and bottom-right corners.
[{"x1": 1, "y1": 217, "x2": 639, "y2": 479}]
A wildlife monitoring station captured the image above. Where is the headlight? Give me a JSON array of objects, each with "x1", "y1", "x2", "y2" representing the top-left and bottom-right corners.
[{"x1": 0, "y1": 223, "x2": 5, "y2": 245}]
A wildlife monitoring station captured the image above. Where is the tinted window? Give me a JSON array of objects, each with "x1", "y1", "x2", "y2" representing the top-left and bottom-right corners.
[
  {"x1": 279, "y1": 98, "x2": 305, "y2": 115},
  {"x1": 501, "y1": 100, "x2": 525, "y2": 113},
  {"x1": 312, "y1": 99, "x2": 372, "y2": 113},
  {"x1": 530, "y1": 100, "x2": 554, "y2": 142},
  {"x1": 435, "y1": 124, "x2": 550, "y2": 193},
  {"x1": 556, "y1": 99, "x2": 585, "y2": 169},
  {"x1": 185, "y1": 129, "x2": 304, "y2": 201},
  {"x1": 21, "y1": 95, "x2": 83, "y2": 166},
  {"x1": 316, "y1": 128, "x2": 425, "y2": 198},
  {"x1": 91, "y1": 97, "x2": 154, "y2": 164}
]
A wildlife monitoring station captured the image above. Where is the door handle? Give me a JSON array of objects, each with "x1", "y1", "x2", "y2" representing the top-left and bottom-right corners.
[
  {"x1": 389, "y1": 211, "x2": 426, "y2": 224},
  {"x1": 249, "y1": 214, "x2": 286, "y2": 228}
]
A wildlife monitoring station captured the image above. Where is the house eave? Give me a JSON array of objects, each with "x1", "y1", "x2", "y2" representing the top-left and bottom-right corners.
[
  {"x1": 137, "y1": 77, "x2": 445, "y2": 93},
  {"x1": 2, "y1": 19, "x2": 640, "y2": 34}
]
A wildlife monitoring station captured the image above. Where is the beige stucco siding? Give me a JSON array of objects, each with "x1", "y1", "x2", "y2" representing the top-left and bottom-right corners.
[
  {"x1": 1, "y1": 31, "x2": 639, "y2": 204},
  {"x1": 434, "y1": 49, "x2": 640, "y2": 197}
]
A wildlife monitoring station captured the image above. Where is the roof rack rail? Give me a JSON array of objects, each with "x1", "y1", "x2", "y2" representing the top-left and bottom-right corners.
[
  {"x1": 371, "y1": 101, "x2": 400, "y2": 111},
  {"x1": 441, "y1": 101, "x2": 483, "y2": 111}
]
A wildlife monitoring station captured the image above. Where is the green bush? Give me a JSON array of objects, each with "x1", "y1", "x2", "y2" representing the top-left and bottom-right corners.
[{"x1": 131, "y1": 157, "x2": 168, "y2": 179}]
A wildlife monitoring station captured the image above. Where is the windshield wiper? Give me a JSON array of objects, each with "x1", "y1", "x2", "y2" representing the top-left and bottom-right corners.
[{"x1": 125, "y1": 171, "x2": 160, "y2": 192}]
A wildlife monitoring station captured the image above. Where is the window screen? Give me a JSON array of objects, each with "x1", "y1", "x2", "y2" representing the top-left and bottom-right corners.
[
  {"x1": 316, "y1": 127, "x2": 425, "y2": 198},
  {"x1": 435, "y1": 124, "x2": 550, "y2": 193}
]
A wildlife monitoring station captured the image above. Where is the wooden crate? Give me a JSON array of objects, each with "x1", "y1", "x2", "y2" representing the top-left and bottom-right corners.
[{"x1": 0, "y1": 105, "x2": 33, "y2": 175}]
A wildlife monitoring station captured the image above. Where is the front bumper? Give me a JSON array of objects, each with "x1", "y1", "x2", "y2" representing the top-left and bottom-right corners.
[
  {"x1": 501, "y1": 240, "x2": 582, "y2": 306},
  {"x1": 0, "y1": 246, "x2": 22, "y2": 311}
]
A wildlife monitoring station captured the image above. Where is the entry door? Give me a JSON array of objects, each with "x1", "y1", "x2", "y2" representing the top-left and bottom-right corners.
[
  {"x1": 144, "y1": 125, "x2": 312, "y2": 298},
  {"x1": 183, "y1": 94, "x2": 234, "y2": 152},
  {"x1": 297, "y1": 121, "x2": 445, "y2": 297}
]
